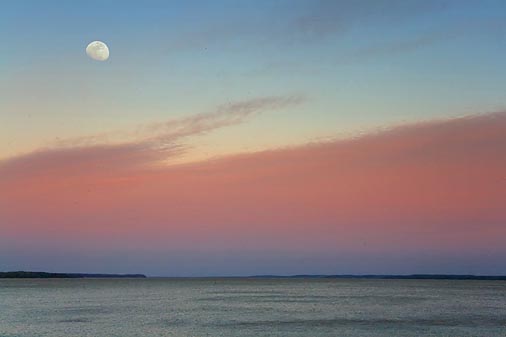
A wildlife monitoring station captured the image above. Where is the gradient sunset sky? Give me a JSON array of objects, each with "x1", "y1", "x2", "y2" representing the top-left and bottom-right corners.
[{"x1": 1, "y1": 0, "x2": 505, "y2": 276}]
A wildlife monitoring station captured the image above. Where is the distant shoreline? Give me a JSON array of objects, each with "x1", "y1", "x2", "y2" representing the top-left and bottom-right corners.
[
  {"x1": 249, "y1": 274, "x2": 506, "y2": 281},
  {"x1": 0, "y1": 271, "x2": 146, "y2": 279},
  {"x1": 1, "y1": 271, "x2": 505, "y2": 280}
]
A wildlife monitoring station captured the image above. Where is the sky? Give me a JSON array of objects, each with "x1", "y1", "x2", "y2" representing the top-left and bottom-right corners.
[{"x1": 1, "y1": 0, "x2": 505, "y2": 276}]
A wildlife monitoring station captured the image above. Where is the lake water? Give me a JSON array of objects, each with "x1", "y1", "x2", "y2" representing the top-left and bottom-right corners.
[{"x1": 1, "y1": 278, "x2": 505, "y2": 336}]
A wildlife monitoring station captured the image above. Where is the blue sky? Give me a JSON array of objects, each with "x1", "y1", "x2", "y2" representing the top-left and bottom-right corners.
[{"x1": 2, "y1": 0, "x2": 506, "y2": 160}]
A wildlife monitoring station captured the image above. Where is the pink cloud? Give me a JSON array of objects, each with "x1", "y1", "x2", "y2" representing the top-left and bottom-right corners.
[{"x1": 1, "y1": 112, "x2": 505, "y2": 256}]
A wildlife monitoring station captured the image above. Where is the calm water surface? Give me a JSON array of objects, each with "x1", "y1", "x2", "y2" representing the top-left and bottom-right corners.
[{"x1": 1, "y1": 278, "x2": 505, "y2": 336}]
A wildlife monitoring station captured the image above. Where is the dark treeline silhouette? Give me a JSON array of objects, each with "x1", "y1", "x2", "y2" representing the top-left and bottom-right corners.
[
  {"x1": 251, "y1": 274, "x2": 506, "y2": 280},
  {"x1": 0, "y1": 271, "x2": 146, "y2": 278}
]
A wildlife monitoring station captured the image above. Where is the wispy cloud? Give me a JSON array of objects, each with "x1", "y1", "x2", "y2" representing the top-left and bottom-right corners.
[
  {"x1": 142, "y1": 95, "x2": 305, "y2": 143},
  {"x1": 291, "y1": 0, "x2": 448, "y2": 40},
  {"x1": 168, "y1": 0, "x2": 449, "y2": 50},
  {"x1": 341, "y1": 18, "x2": 506, "y2": 62},
  {"x1": 0, "y1": 95, "x2": 305, "y2": 179}
]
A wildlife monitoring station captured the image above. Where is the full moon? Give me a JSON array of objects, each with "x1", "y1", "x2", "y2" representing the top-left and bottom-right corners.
[{"x1": 86, "y1": 41, "x2": 110, "y2": 61}]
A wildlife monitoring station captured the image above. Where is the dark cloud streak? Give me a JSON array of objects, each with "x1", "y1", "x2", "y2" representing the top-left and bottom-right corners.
[{"x1": 0, "y1": 95, "x2": 305, "y2": 181}]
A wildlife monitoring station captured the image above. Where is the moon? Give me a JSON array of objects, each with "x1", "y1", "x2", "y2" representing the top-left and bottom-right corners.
[{"x1": 86, "y1": 41, "x2": 110, "y2": 61}]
